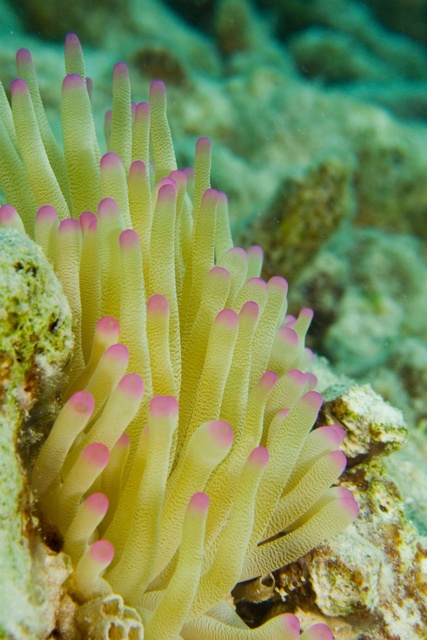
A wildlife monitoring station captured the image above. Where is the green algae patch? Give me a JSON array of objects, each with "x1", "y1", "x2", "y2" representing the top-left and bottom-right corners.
[{"x1": 0, "y1": 227, "x2": 72, "y2": 639}]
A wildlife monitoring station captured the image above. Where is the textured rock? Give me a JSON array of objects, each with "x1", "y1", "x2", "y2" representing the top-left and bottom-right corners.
[
  {"x1": 322, "y1": 384, "x2": 408, "y2": 463},
  {"x1": 308, "y1": 531, "x2": 382, "y2": 616},
  {"x1": 307, "y1": 384, "x2": 427, "y2": 639},
  {"x1": 385, "y1": 427, "x2": 427, "y2": 536},
  {"x1": 74, "y1": 595, "x2": 144, "y2": 640},
  {"x1": 301, "y1": 459, "x2": 427, "y2": 639},
  {"x1": 0, "y1": 227, "x2": 72, "y2": 639}
]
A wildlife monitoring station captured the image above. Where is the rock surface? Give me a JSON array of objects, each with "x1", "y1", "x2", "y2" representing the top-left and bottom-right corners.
[{"x1": 0, "y1": 227, "x2": 72, "y2": 639}]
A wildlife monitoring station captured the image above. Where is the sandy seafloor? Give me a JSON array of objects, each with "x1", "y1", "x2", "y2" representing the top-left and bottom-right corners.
[{"x1": 1, "y1": 0, "x2": 427, "y2": 637}]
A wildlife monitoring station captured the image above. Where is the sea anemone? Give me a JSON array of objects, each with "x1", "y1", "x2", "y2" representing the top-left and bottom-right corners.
[{"x1": 0, "y1": 34, "x2": 358, "y2": 639}]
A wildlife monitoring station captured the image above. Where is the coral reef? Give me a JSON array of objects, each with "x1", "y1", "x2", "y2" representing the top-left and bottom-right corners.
[
  {"x1": 0, "y1": 225, "x2": 72, "y2": 639},
  {"x1": 313, "y1": 385, "x2": 427, "y2": 639},
  {"x1": 74, "y1": 594, "x2": 144, "y2": 639}
]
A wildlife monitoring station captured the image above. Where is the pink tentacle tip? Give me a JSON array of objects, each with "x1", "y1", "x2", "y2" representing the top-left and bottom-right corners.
[
  {"x1": 207, "y1": 420, "x2": 234, "y2": 449},
  {"x1": 281, "y1": 613, "x2": 300, "y2": 635},
  {"x1": 284, "y1": 314, "x2": 296, "y2": 328},
  {"x1": 65, "y1": 32, "x2": 81, "y2": 47},
  {"x1": 338, "y1": 490, "x2": 359, "y2": 519},
  {"x1": 201, "y1": 188, "x2": 220, "y2": 207},
  {"x1": 147, "y1": 294, "x2": 169, "y2": 314},
  {"x1": 0, "y1": 205, "x2": 18, "y2": 224},
  {"x1": 101, "y1": 151, "x2": 123, "y2": 170},
  {"x1": 79, "y1": 211, "x2": 96, "y2": 231},
  {"x1": 330, "y1": 424, "x2": 347, "y2": 441},
  {"x1": 169, "y1": 169, "x2": 187, "y2": 189},
  {"x1": 118, "y1": 373, "x2": 144, "y2": 398},
  {"x1": 150, "y1": 395, "x2": 179, "y2": 417},
  {"x1": 196, "y1": 136, "x2": 211, "y2": 152},
  {"x1": 248, "y1": 245, "x2": 263, "y2": 259},
  {"x1": 217, "y1": 190, "x2": 228, "y2": 204},
  {"x1": 69, "y1": 390, "x2": 95, "y2": 415},
  {"x1": 314, "y1": 425, "x2": 346, "y2": 447},
  {"x1": 335, "y1": 486, "x2": 352, "y2": 500},
  {"x1": 157, "y1": 182, "x2": 177, "y2": 202},
  {"x1": 135, "y1": 101, "x2": 150, "y2": 118},
  {"x1": 208, "y1": 266, "x2": 230, "y2": 279},
  {"x1": 327, "y1": 424, "x2": 347, "y2": 444},
  {"x1": 304, "y1": 372, "x2": 318, "y2": 389},
  {"x1": 328, "y1": 450, "x2": 347, "y2": 473},
  {"x1": 58, "y1": 217, "x2": 80, "y2": 235},
  {"x1": 149, "y1": 79, "x2": 166, "y2": 97},
  {"x1": 129, "y1": 160, "x2": 147, "y2": 177},
  {"x1": 278, "y1": 327, "x2": 299, "y2": 345},
  {"x1": 183, "y1": 167, "x2": 194, "y2": 180},
  {"x1": 287, "y1": 369, "x2": 308, "y2": 385},
  {"x1": 10, "y1": 78, "x2": 29, "y2": 95},
  {"x1": 306, "y1": 623, "x2": 334, "y2": 640},
  {"x1": 334, "y1": 487, "x2": 359, "y2": 519},
  {"x1": 89, "y1": 539, "x2": 114, "y2": 566},
  {"x1": 85, "y1": 493, "x2": 109, "y2": 515},
  {"x1": 113, "y1": 61, "x2": 129, "y2": 77},
  {"x1": 246, "y1": 277, "x2": 268, "y2": 292},
  {"x1": 249, "y1": 446, "x2": 269, "y2": 468},
  {"x1": 303, "y1": 390, "x2": 323, "y2": 412},
  {"x1": 83, "y1": 443, "x2": 110, "y2": 468},
  {"x1": 189, "y1": 492, "x2": 210, "y2": 513},
  {"x1": 304, "y1": 347, "x2": 315, "y2": 364},
  {"x1": 226, "y1": 246, "x2": 247, "y2": 260},
  {"x1": 268, "y1": 275, "x2": 288, "y2": 294},
  {"x1": 158, "y1": 176, "x2": 177, "y2": 190},
  {"x1": 36, "y1": 205, "x2": 58, "y2": 222},
  {"x1": 96, "y1": 316, "x2": 120, "y2": 336},
  {"x1": 105, "y1": 343, "x2": 129, "y2": 364},
  {"x1": 300, "y1": 307, "x2": 314, "y2": 321},
  {"x1": 116, "y1": 432, "x2": 130, "y2": 448},
  {"x1": 119, "y1": 228, "x2": 139, "y2": 249},
  {"x1": 259, "y1": 370, "x2": 279, "y2": 389},
  {"x1": 97, "y1": 197, "x2": 120, "y2": 218},
  {"x1": 215, "y1": 308, "x2": 239, "y2": 329},
  {"x1": 240, "y1": 300, "x2": 259, "y2": 319},
  {"x1": 62, "y1": 73, "x2": 85, "y2": 90},
  {"x1": 16, "y1": 48, "x2": 32, "y2": 66}
]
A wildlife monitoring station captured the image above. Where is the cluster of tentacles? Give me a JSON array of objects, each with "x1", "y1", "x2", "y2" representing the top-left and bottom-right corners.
[{"x1": 0, "y1": 34, "x2": 357, "y2": 639}]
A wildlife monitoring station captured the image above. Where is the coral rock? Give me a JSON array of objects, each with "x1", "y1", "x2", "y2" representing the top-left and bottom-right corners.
[
  {"x1": 322, "y1": 384, "x2": 408, "y2": 463},
  {"x1": 0, "y1": 226, "x2": 72, "y2": 639},
  {"x1": 75, "y1": 594, "x2": 144, "y2": 640}
]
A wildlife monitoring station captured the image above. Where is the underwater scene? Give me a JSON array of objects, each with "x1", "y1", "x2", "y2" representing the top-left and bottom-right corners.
[{"x1": 0, "y1": 0, "x2": 426, "y2": 639}]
